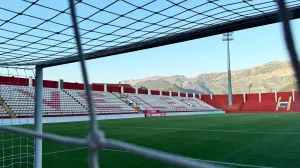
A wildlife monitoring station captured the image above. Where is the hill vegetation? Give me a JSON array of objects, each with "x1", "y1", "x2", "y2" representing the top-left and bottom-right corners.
[{"x1": 280, "y1": 82, "x2": 298, "y2": 92}]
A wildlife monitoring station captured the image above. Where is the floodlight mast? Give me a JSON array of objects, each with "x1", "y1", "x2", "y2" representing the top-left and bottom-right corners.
[{"x1": 222, "y1": 32, "x2": 234, "y2": 106}]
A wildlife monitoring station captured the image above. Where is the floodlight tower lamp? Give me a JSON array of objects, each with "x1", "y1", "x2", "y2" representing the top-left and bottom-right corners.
[{"x1": 249, "y1": 84, "x2": 252, "y2": 94}]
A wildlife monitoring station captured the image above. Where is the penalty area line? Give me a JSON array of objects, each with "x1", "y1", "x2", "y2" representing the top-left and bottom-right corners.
[{"x1": 43, "y1": 148, "x2": 274, "y2": 168}]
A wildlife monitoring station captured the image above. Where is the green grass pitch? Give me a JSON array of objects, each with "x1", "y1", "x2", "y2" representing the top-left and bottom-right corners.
[{"x1": 3, "y1": 113, "x2": 300, "y2": 168}]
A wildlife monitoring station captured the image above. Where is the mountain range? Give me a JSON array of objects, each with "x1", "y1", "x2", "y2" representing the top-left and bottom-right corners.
[{"x1": 122, "y1": 61, "x2": 297, "y2": 94}]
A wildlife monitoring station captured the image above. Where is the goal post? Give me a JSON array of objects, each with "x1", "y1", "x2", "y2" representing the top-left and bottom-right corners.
[{"x1": 34, "y1": 66, "x2": 43, "y2": 168}]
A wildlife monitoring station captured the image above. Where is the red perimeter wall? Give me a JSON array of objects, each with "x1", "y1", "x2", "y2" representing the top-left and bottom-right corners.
[
  {"x1": 138, "y1": 89, "x2": 148, "y2": 95},
  {"x1": 162, "y1": 91, "x2": 169, "y2": 96},
  {"x1": 201, "y1": 94, "x2": 244, "y2": 112},
  {"x1": 151, "y1": 90, "x2": 160, "y2": 95},
  {"x1": 0, "y1": 76, "x2": 29, "y2": 86},
  {"x1": 64, "y1": 82, "x2": 84, "y2": 90},
  {"x1": 200, "y1": 92, "x2": 300, "y2": 113},
  {"x1": 91, "y1": 84, "x2": 104, "y2": 91},
  {"x1": 32, "y1": 79, "x2": 58, "y2": 88},
  {"x1": 124, "y1": 87, "x2": 135, "y2": 94},
  {"x1": 108, "y1": 86, "x2": 121, "y2": 93}
]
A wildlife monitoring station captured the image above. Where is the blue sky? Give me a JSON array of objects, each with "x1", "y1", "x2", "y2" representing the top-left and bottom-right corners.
[
  {"x1": 44, "y1": 19, "x2": 300, "y2": 83},
  {"x1": 0, "y1": 0, "x2": 299, "y2": 83}
]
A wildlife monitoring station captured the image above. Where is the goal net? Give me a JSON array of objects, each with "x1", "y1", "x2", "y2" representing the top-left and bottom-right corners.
[{"x1": 0, "y1": 68, "x2": 34, "y2": 167}]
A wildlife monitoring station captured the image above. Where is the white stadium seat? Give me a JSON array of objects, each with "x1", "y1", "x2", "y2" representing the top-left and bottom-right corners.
[
  {"x1": 64, "y1": 89, "x2": 137, "y2": 114},
  {"x1": 0, "y1": 84, "x2": 216, "y2": 117}
]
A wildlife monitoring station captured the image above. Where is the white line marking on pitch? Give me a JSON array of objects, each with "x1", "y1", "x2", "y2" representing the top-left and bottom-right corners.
[
  {"x1": 192, "y1": 159, "x2": 274, "y2": 168},
  {"x1": 43, "y1": 126, "x2": 300, "y2": 135},
  {"x1": 99, "y1": 125, "x2": 300, "y2": 135},
  {"x1": 43, "y1": 148, "x2": 274, "y2": 168},
  {"x1": 42, "y1": 147, "x2": 87, "y2": 155}
]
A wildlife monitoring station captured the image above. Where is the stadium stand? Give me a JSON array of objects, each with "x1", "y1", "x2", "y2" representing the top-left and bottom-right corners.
[
  {"x1": 126, "y1": 94, "x2": 175, "y2": 111},
  {"x1": 3, "y1": 75, "x2": 300, "y2": 116},
  {"x1": 92, "y1": 83, "x2": 133, "y2": 89},
  {"x1": 0, "y1": 82, "x2": 219, "y2": 118},
  {"x1": 64, "y1": 89, "x2": 137, "y2": 114},
  {"x1": 2, "y1": 77, "x2": 300, "y2": 116},
  {"x1": 0, "y1": 106, "x2": 9, "y2": 117},
  {"x1": 157, "y1": 96, "x2": 194, "y2": 111},
  {"x1": 0, "y1": 85, "x2": 87, "y2": 117},
  {"x1": 5, "y1": 74, "x2": 298, "y2": 115},
  {"x1": 125, "y1": 94, "x2": 217, "y2": 112},
  {"x1": 178, "y1": 97, "x2": 216, "y2": 111}
]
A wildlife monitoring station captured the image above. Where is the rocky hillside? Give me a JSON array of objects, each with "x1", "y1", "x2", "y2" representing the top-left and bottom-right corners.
[
  {"x1": 123, "y1": 61, "x2": 297, "y2": 94},
  {"x1": 280, "y1": 82, "x2": 298, "y2": 92}
]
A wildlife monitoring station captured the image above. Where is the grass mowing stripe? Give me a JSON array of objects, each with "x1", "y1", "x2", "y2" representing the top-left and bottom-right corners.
[
  {"x1": 98, "y1": 125, "x2": 300, "y2": 135},
  {"x1": 43, "y1": 147, "x2": 274, "y2": 168},
  {"x1": 42, "y1": 126, "x2": 300, "y2": 134}
]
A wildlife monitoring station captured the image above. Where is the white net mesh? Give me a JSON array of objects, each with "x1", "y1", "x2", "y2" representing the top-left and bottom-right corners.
[{"x1": 0, "y1": 68, "x2": 34, "y2": 168}]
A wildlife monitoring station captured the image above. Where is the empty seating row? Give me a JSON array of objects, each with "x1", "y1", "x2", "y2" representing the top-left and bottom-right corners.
[
  {"x1": 127, "y1": 94, "x2": 217, "y2": 112},
  {"x1": 0, "y1": 84, "x2": 217, "y2": 117},
  {"x1": 157, "y1": 96, "x2": 194, "y2": 111},
  {"x1": 0, "y1": 85, "x2": 87, "y2": 117},
  {"x1": 127, "y1": 94, "x2": 175, "y2": 111},
  {"x1": 64, "y1": 89, "x2": 136, "y2": 114},
  {"x1": 178, "y1": 97, "x2": 216, "y2": 111},
  {"x1": 0, "y1": 106, "x2": 9, "y2": 117}
]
